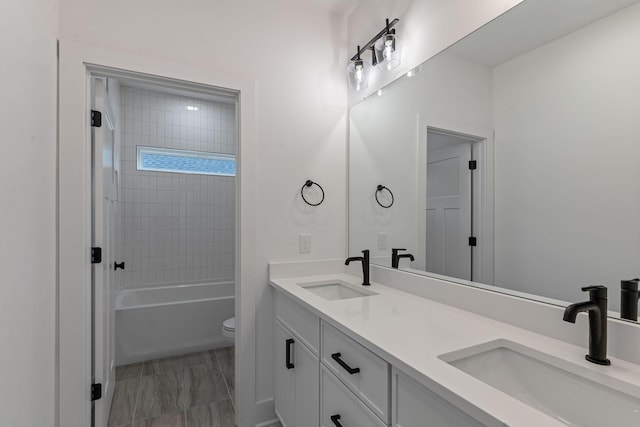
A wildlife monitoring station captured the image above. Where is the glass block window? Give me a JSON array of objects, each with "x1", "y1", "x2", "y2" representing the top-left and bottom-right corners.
[{"x1": 137, "y1": 146, "x2": 236, "y2": 176}]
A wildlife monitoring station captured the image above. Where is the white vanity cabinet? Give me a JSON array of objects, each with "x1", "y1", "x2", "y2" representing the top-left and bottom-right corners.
[
  {"x1": 392, "y1": 368, "x2": 485, "y2": 427},
  {"x1": 273, "y1": 288, "x2": 486, "y2": 427},
  {"x1": 274, "y1": 292, "x2": 320, "y2": 427}
]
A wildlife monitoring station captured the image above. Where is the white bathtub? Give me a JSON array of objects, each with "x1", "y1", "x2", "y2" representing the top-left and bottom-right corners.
[{"x1": 115, "y1": 281, "x2": 235, "y2": 365}]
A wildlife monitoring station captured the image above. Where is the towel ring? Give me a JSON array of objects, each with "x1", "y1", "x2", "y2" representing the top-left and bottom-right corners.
[
  {"x1": 375, "y1": 185, "x2": 394, "y2": 208},
  {"x1": 301, "y1": 180, "x2": 325, "y2": 206}
]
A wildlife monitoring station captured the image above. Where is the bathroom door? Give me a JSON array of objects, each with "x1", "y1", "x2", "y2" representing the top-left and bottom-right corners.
[
  {"x1": 425, "y1": 142, "x2": 472, "y2": 280},
  {"x1": 91, "y1": 78, "x2": 117, "y2": 427}
]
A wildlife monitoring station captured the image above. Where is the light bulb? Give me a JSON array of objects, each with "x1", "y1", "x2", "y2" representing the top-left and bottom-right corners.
[
  {"x1": 355, "y1": 62, "x2": 364, "y2": 82},
  {"x1": 383, "y1": 38, "x2": 394, "y2": 60}
]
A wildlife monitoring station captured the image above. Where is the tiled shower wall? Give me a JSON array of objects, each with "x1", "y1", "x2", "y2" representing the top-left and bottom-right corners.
[{"x1": 119, "y1": 86, "x2": 235, "y2": 289}]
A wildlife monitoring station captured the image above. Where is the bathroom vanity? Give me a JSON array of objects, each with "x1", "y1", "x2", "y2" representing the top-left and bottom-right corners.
[{"x1": 269, "y1": 260, "x2": 640, "y2": 427}]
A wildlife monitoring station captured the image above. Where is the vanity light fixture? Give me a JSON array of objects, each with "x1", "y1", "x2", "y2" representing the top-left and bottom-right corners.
[
  {"x1": 348, "y1": 18, "x2": 400, "y2": 91},
  {"x1": 186, "y1": 105, "x2": 198, "y2": 111}
]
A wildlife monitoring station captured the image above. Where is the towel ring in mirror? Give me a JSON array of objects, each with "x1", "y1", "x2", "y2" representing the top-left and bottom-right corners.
[{"x1": 375, "y1": 184, "x2": 394, "y2": 208}]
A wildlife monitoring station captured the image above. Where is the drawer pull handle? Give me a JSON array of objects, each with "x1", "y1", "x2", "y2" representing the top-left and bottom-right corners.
[
  {"x1": 286, "y1": 338, "x2": 295, "y2": 369},
  {"x1": 330, "y1": 414, "x2": 343, "y2": 427},
  {"x1": 331, "y1": 352, "x2": 360, "y2": 375}
]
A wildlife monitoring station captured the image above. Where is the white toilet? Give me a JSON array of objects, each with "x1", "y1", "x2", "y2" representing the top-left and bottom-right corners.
[{"x1": 222, "y1": 317, "x2": 236, "y2": 340}]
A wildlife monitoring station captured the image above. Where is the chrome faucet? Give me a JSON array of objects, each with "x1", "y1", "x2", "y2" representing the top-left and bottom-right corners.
[
  {"x1": 620, "y1": 278, "x2": 640, "y2": 321},
  {"x1": 391, "y1": 248, "x2": 414, "y2": 269},
  {"x1": 563, "y1": 285, "x2": 610, "y2": 365},
  {"x1": 345, "y1": 250, "x2": 370, "y2": 286}
]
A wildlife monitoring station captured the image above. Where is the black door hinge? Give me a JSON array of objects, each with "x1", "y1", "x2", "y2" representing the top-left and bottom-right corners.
[
  {"x1": 468, "y1": 160, "x2": 477, "y2": 170},
  {"x1": 91, "y1": 110, "x2": 102, "y2": 127},
  {"x1": 469, "y1": 237, "x2": 477, "y2": 247},
  {"x1": 91, "y1": 247, "x2": 102, "y2": 264},
  {"x1": 91, "y1": 383, "x2": 102, "y2": 401}
]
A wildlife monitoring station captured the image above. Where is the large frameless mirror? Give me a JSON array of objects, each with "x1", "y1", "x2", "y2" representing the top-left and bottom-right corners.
[{"x1": 348, "y1": 0, "x2": 640, "y2": 322}]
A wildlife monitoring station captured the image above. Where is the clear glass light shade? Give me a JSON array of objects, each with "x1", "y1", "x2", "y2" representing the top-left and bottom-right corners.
[
  {"x1": 374, "y1": 33, "x2": 401, "y2": 71},
  {"x1": 347, "y1": 58, "x2": 371, "y2": 91}
]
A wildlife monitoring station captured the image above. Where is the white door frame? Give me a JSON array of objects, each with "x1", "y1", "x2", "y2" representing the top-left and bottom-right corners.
[{"x1": 58, "y1": 40, "x2": 258, "y2": 427}]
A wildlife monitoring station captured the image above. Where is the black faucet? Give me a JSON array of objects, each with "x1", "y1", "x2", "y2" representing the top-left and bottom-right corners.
[
  {"x1": 391, "y1": 248, "x2": 414, "y2": 269},
  {"x1": 563, "y1": 285, "x2": 610, "y2": 365},
  {"x1": 345, "y1": 250, "x2": 370, "y2": 286},
  {"x1": 620, "y1": 278, "x2": 640, "y2": 321}
]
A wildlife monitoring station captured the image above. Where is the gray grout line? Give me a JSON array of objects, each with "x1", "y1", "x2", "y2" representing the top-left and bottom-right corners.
[
  {"x1": 131, "y1": 378, "x2": 141, "y2": 425},
  {"x1": 117, "y1": 361, "x2": 144, "y2": 426},
  {"x1": 215, "y1": 350, "x2": 234, "y2": 409}
]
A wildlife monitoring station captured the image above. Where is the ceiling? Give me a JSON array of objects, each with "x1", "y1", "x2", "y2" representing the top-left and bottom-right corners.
[
  {"x1": 448, "y1": 0, "x2": 640, "y2": 68},
  {"x1": 297, "y1": 0, "x2": 362, "y2": 14}
]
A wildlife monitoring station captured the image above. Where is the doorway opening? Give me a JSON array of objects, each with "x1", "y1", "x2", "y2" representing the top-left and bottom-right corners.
[
  {"x1": 89, "y1": 67, "x2": 239, "y2": 427},
  {"x1": 425, "y1": 127, "x2": 486, "y2": 282}
]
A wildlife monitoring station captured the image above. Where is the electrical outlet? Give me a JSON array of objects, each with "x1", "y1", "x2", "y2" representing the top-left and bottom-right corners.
[
  {"x1": 299, "y1": 234, "x2": 311, "y2": 254},
  {"x1": 377, "y1": 232, "x2": 388, "y2": 250}
]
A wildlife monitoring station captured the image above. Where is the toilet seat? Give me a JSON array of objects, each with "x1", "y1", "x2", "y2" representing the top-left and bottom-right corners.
[{"x1": 222, "y1": 317, "x2": 235, "y2": 339}]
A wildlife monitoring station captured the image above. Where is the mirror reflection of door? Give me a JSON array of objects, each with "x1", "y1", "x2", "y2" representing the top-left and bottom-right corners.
[{"x1": 426, "y1": 128, "x2": 481, "y2": 281}]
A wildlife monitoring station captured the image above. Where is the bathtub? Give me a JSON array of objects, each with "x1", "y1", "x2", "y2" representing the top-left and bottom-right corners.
[{"x1": 115, "y1": 281, "x2": 235, "y2": 365}]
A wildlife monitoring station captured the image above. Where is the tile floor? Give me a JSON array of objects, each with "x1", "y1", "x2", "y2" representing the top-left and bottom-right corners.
[{"x1": 108, "y1": 347, "x2": 235, "y2": 427}]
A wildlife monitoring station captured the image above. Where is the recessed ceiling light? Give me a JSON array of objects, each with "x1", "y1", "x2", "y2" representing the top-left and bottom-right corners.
[{"x1": 186, "y1": 106, "x2": 198, "y2": 111}]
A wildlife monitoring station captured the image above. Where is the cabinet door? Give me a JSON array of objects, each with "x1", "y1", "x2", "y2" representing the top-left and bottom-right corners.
[
  {"x1": 294, "y1": 332, "x2": 319, "y2": 427},
  {"x1": 275, "y1": 321, "x2": 320, "y2": 427},
  {"x1": 275, "y1": 322, "x2": 295, "y2": 427},
  {"x1": 393, "y1": 369, "x2": 484, "y2": 427}
]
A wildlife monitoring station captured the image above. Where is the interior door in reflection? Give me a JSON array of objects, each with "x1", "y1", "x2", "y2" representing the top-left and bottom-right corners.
[{"x1": 426, "y1": 130, "x2": 473, "y2": 281}]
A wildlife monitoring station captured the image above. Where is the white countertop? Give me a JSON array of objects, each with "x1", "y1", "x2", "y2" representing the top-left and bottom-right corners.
[{"x1": 269, "y1": 271, "x2": 640, "y2": 427}]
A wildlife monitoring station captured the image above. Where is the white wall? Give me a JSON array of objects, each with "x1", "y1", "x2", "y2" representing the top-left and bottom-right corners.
[
  {"x1": 493, "y1": 3, "x2": 640, "y2": 308},
  {"x1": 0, "y1": 0, "x2": 58, "y2": 426},
  {"x1": 349, "y1": 79, "x2": 422, "y2": 265},
  {"x1": 349, "y1": 51, "x2": 493, "y2": 270},
  {"x1": 119, "y1": 86, "x2": 236, "y2": 289}
]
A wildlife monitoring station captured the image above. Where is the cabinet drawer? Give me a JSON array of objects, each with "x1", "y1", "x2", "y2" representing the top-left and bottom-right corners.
[
  {"x1": 322, "y1": 322, "x2": 389, "y2": 423},
  {"x1": 321, "y1": 366, "x2": 386, "y2": 427},
  {"x1": 277, "y1": 291, "x2": 319, "y2": 354}
]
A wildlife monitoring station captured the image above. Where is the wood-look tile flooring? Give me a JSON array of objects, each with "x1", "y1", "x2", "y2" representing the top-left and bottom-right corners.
[{"x1": 108, "y1": 347, "x2": 235, "y2": 427}]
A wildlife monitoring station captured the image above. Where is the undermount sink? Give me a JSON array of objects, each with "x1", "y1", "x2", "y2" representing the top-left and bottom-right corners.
[
  {"x1": 298, "y1": 280, "x2": 377, "y2": 301},
  {"x1": 439, "y1": 340, "x2": 640, "y2": 426}
]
